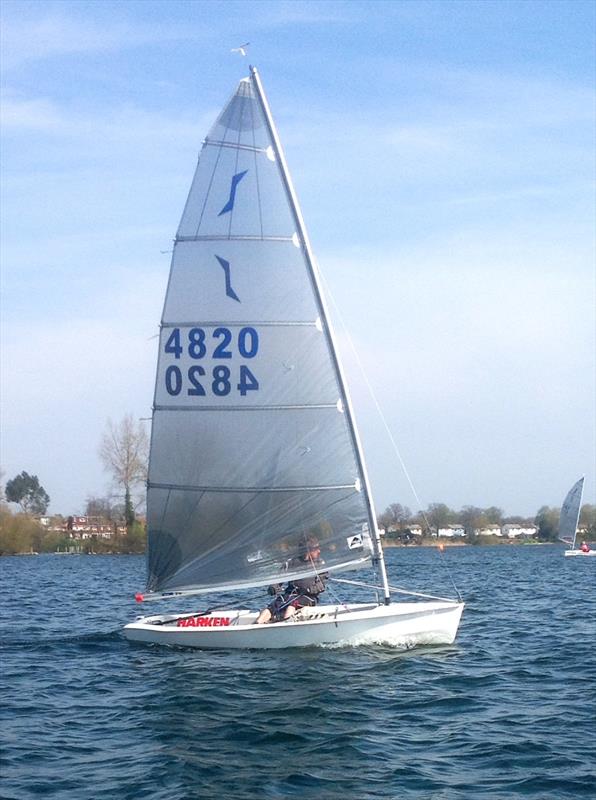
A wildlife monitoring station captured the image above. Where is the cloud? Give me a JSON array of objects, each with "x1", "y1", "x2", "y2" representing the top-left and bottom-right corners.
[
  {"x1": 0, "y1": 93, "x2": 62, "y2": 130},
  {"x1": 0, "y1": 268, "x2": 163, "y2": 513},
  {"x1": 0, "y1": 10, "x2": 203, "y2": 69},
  {"x1": 0, "y1": 88, "x2": 212, "y2": 144}
]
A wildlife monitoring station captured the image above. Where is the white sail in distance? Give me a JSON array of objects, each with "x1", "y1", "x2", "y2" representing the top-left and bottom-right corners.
[
  {"x1": 146, "y1": 72, "x2": 376, "y2": 597},
  {"x1": 558, "y1": 476, "x2": 584, "y2": 547}
]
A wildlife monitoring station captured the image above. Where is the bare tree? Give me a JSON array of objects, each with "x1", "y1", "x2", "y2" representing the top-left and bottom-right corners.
[
  {"x1": 459, "y1": 505, "x2": 484, "y2": 537},
  {"x1": 484, "y1": 506, "x2": 504, "y2": 525},
  {"x1": 378, "y1": 503, "x2": 411, "y2": 532},
  {"x1": 99, "y1": 414, "x2": 149, "y2": 530},
  {"x1": 85, "y1": 495, "x2": 118, "y2": 521},
  {"x1": 426, "y1": 503, "x2": 453, "y2": 534}
]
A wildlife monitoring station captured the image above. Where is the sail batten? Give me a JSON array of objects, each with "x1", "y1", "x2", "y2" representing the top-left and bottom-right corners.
[
  {"x1": 146, "y1": 69, "x2": 377, "y2": 595},
  {"x1": 160, "y1": 321, "x2": 318, "y2": 328},
  {"x1": 176, "y1": 235, "x2": 296, "y2": 242},
  {"x1": 154, "y1": 403, "x2": 339, "y2": 412},
  {"x1": 150, "y1": 482, "x2": 359, "y2": 493},
  {"x1": 204, "y1": 139, "x2": 273, "y2": 155}
]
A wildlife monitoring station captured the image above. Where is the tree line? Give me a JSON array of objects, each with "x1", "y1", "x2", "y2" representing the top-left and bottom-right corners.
[
  {"x1": 377, "y1": 501, "x2": 596, "y2": 542},
  {"x1": 1, "y1": 413, "x2": 595, "y2": 554},
  {"x1": 0, "y1": 415, "x2": 148, "y2": 556}
]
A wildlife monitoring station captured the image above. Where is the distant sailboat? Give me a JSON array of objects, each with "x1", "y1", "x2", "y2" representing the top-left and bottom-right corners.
[
  {"x1": 123, "y1": 67, "x2": 465, "y2": 649},
  {"x1": 558, "y1": 477, "x2": 594, "y2": 557}
]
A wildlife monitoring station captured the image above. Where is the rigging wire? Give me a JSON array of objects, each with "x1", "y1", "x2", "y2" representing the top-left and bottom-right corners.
[
  {"x1": 332, "y1": 576, "x2": 457, "y2": 603},
  {"x1": 318, "y1": 269, "x2": 462, "y2": 599},
  {"x1": 437, "y1": 544, "x2": 463, "y2": 602},
  {"x1": 318, "y1": 269, "x2": 428, "y2": 517}
]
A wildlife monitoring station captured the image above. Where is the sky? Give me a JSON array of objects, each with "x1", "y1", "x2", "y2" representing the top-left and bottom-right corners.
[{"x1": 1, "y1": 0, "x2": 594, "y2": 518}]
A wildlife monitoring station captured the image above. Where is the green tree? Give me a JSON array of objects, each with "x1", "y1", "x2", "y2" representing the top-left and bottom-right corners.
[
  {"x1": 5, "y1": 471, "x2": 50, "y2": 515},
  {"x1": 579, "y1": 504, "x2": 596, "y2": 539},
  {"x1": 535, "y1": 506, "x2": 559, "y2": 542},
  {"x1": 0, "y1": 505, "x2": 44, "y2": 554},
  {"x1": 126, "y1": 521, "x2": 147, "y2": 553},
  {"x1": 39, "y1": 531, "x2": 72, "y2": 554}
]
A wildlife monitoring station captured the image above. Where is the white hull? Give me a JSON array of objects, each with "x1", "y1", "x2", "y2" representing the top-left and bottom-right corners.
[
  {"x1": 123, "y1": 601, "x2": 464, "y2": 650},
  {"x1": 564, "y1": 549, "x2": 596, "y2": 557}
]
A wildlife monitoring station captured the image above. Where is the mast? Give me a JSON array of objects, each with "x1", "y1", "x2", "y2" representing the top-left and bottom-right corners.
[{"x1": 249, "y1": 66, "x2": 391, "y2": 604}]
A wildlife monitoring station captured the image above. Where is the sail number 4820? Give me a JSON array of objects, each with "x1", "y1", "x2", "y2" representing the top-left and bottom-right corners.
[{"x1": 163, "y1": 326, "x2": 259, "y2": 397}]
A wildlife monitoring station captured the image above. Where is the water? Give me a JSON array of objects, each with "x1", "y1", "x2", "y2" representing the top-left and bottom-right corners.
[{"x1": 1, "y1": 546, "x2": 594, "y2": 799}]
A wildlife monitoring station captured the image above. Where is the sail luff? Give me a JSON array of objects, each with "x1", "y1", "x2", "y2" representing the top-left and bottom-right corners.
[
  {"x1": 248, "y1": 66, "x2": 389, "y2": 601},
  {"x1": 145, "y1": 243, "x2": 176, "y2": 582}
]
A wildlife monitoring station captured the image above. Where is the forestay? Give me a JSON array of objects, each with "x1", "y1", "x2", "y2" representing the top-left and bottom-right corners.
[
  {"x1": 146, "y1": 73, "x2": 376, "y2": 597},
  {"x1": 558, "y1": 476, "x2": 584, "y2": 547}
]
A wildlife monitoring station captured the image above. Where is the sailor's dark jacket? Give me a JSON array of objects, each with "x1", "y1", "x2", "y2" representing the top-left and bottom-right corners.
[{"x1": 286, "y1": 557, "x2": 328, "y2": 597}]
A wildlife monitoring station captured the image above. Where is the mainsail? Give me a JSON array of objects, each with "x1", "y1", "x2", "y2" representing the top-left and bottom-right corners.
[
  {"x1": 146, "y1": 70, "x2": 377, "y2": 596},
  {"x1": 558, "y1": 476, "x2": 584, "y2": 547}
]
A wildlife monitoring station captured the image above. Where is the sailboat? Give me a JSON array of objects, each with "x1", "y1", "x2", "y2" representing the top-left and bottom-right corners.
[
  {"x1": 558, "y1": 477, "x2": 594, "y2": 557},
  {"x1": 123, "y1": 67, "x2": 465, "y2": 649}
]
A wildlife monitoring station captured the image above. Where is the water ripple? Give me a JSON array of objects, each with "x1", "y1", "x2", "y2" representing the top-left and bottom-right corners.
[{"x1": 1, "y1": 547, "x2": 595, "y2": 799}]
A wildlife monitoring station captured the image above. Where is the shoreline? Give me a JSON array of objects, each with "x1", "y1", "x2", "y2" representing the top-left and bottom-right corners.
[
  {"x1": 2, "y1": 540, "x2": 566, "y2": 557},
  {"x1": 381, "y1": 539, "x2": 555, "y2": 548}
]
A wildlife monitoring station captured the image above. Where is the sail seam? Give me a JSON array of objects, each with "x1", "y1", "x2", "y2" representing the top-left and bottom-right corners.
[
  {"x1": 149, "y1": 482, "x2": 357, "y2": 493},
  {"x1": 160, "y1": 320, "x2": 318, "y2": 327},
  {"x1": 226, "y1": 107, "x2": 244, "y2": 237},
  {"x1": 175, "y1": 235, "x2": 295, "y2": 242},
  {"x1": 204, "y1": 138, "x2": 269, "y2": 155},
  {"x1": 249, "y1": 83, "x2": 265, "y2": 240},
  {"x1": 153, "y1": 403, "x2": 339, "y2": 411},
  {"x1": 194, "y1": 130, "x2": 225, "y2": 237}
]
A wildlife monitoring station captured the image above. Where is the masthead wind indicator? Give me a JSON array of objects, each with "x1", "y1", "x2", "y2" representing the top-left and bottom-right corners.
[{"x1": 231, "y1": 42, "x2": 249, "y2": 57}]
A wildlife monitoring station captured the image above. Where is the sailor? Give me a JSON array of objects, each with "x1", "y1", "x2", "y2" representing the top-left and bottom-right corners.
[
  {"x1": 255, "y1": 535, "x2": 329, "y2": 624},
  {"x1": 580, "y1": 541, "x2": 590, "y2": 553}
]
